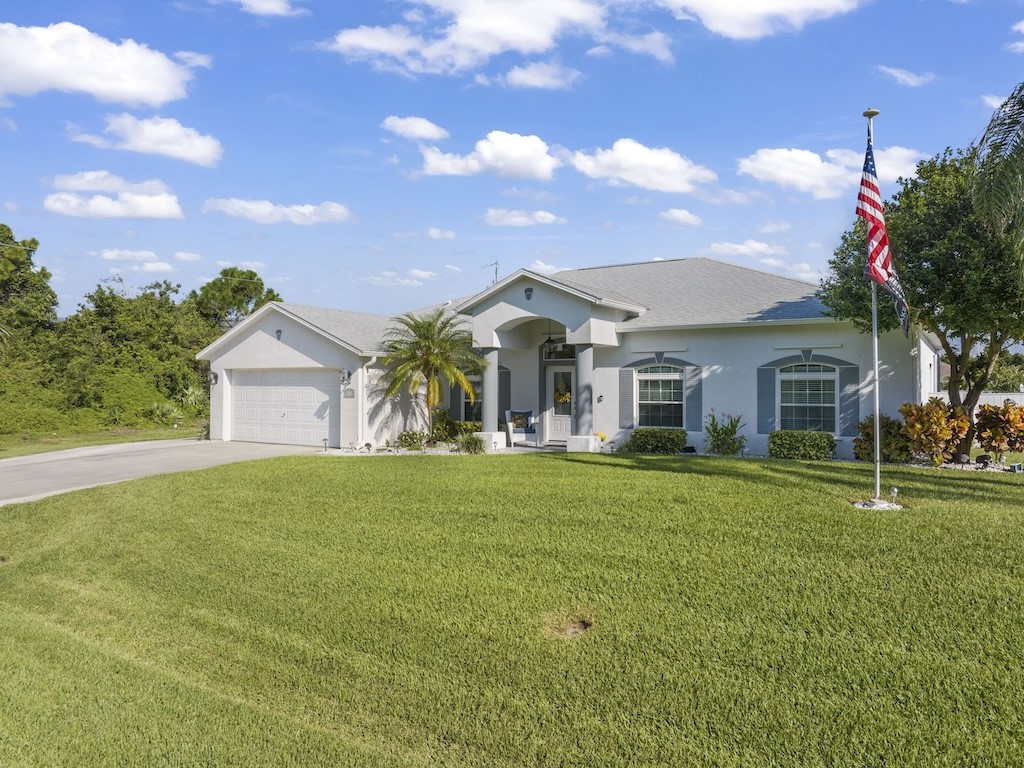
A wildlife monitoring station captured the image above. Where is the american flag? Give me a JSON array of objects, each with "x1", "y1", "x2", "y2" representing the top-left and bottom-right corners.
[{"x1": 856, "y1": 128, "x2": 910, "y2": 336}]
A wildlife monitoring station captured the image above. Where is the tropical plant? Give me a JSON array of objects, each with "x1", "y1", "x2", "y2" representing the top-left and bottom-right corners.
[
  {"x1": 380, "y1": 308, "x2": 486, "y2": 440},
  {"x1": 974, "y1": 402, "x2": 1024, "y2": 461},
  {"x1": 972, "y1": 79, "x2": 1024, "y2": 286},
  {"x1": 703, "y1": 409, "x2": 747, "y2": 456},
  {"x1": 898, "y1": 398, "x2": 970, "y2": 466}
]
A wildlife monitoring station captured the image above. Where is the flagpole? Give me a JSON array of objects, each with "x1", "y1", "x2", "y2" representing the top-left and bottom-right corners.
[{"x1": 865, "y1": 107, "x2": 882, "y2": 502}]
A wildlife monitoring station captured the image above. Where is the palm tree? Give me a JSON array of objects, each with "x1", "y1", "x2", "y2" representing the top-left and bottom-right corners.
[
  {"x1": 973, "y1": 80, "x2": 1024, "y2": 282},
  {"x1": 380, "y1": 307, "x2": 486, "y2": 439}
]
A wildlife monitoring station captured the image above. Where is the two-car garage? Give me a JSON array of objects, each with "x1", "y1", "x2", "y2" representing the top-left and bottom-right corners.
[{"x1": 230, "y1": 369, "x2": 340, "y2": 447}]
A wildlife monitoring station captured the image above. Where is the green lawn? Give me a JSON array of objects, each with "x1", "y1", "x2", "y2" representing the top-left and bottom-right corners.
[{"x1": 1, "y1": 454, "x2": 1022, "y2": 766}]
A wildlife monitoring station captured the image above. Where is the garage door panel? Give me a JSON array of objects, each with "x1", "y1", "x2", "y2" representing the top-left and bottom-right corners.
[{"x1": 231, "y1": 370, "x2": 340, "y2": 447}]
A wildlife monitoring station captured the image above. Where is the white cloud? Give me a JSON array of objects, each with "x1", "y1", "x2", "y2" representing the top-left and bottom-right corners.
[
  {"x1": 652, "y1": 0, "x2": 864, "y2": 40},
  {"x1": 876, "y1": 65, "x2": 935, "y2": 87},
  {"x1": 659, "y1": 208, "x2": 702, "y2": 226},
  {"x1": 174, "y1": 251, "x2": 203, "y2": 261},
  {"x1": 133, "y1": 261, "x2": 174, "y2": 272},
  {"x1": 175, "y1": 51, "x2": 212, "y2": 68},
  {"x1": 382, "y1": 115, "x2": 449, "y2": 141},
  {"x1": 484, "y1": 208, "x2": 566, "y2": 226},
  {"x1": 423, "y1": 130, "x2": 562, "y2": 180},
  {"x1": 445, "y1": 264, "x2": 462, "y2": 272},
  {"x1": 97, "y1": 248, "x2": 158, "y2": 262},
  {"x1": 241, "y1": 260, "x2": 266, "y2": 270},
  {"x1": 759, "y1": 220, "x2": 791, "y2": 234},
  {"x1": 503, "y1": 61, "x2": 581, "y2": 89},
  {"x1": 529, "y1": 259, "x2": 564, "y2": 275},
  {"x1": 362, "y1": 269, "x2": 436, "y2": 286},
  {"x1": 595, "y1": 30, "x2": 673, "y2": 62},
  {"x1": 569, "y1": 138, "x2": 716, "y2": 193},
  {"x1": 325, "y1": 0, "x2": 605, "y2": 75},
  {"x1": 0, "y1": 22, "x2": 200, "y2": 107},
  {"x1": 51, "y1": 170, "x2": 169, "y2": 195},
  {"x1": 709, "y1": 239, "x2": 787, "y2": 257},
  {"x1": 408, "y1": 268, "x2": 437, "y2": 280},
  {"x1": 45, "y1": 191, "x2": 184, "y2": 219},
  {"x1": 202, "y1": 198, "x2": 354, "y2": 224},
  {"x1": 223, "y1": 0, "x2": 309, "y2": 16},
  {"x1": 72, "y1": 114, "x2": 223, "y2": 167},
  {"x1": 982, "y1": 94, "x2": 1006, "y2": 109},
  {"x1": 427, "y1": 227, "x2": 457, "y2": 239},
  {"x1": 736, "y1": 144, "x2": 926, "y2": 199}
]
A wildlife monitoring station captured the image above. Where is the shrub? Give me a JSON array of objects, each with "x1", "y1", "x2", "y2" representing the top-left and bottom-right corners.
[
  {"x1": 458, "y1": 433, "x2": 485, "y2": 454},
  {"x1": 975, "y1": 402, "x2": 1024, "y2": 460},
  {"x1": 396, "y1": 430, "x2": 427, "y2": 450},
  {"x1": 768, "y1": 430, "x2": 835, "y2": 461},
  {"x1": 704, "y1": 409, "x2": 747, "y2": 456},
  {"x1": 853, "y1": 414, "x2": 912, "y2": 463},
  {"x1": 145, "y1": 401, "x2": 184, "y2": 427},
  {"x1": 620, "y1": 427, "x2": 687, "y2": 454},
  {"x1": 898, "y1": 398, "x2": 970, "y2": 466}
]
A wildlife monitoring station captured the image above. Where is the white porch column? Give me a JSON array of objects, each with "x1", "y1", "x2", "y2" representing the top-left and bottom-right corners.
[
  {"x1": 481, "y1": 347, "x2": 500, "y2": 432},
  {"x1": 574, "y1": 343, "x2": 594, "y2": 436}
]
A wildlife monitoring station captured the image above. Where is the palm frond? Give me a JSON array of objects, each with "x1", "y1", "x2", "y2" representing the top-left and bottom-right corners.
[{"x1": 973, "y1": 80, "x2": 1024, "y2": 236}]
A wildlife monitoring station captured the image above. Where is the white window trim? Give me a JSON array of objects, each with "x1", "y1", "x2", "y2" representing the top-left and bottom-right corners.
[
  {"x1": 777, "y1": 363, "x2": 839, "y2": 434},
  {"x1": 637, "y1": 364, "x2": 686, "y2": 429}
]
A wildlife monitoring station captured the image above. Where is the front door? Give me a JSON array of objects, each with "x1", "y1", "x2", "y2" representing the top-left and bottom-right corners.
[{"x1": 547, "y1": 367, "x2": 573, "y2": 442}]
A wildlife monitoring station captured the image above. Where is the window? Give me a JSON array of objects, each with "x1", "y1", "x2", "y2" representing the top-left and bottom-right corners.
[
  {"x1": 637, "y1": 365, "x2": 685, "y2": 428},
  {"x1": 779, "y1": 363, "x2": 837, "y2": 432}
]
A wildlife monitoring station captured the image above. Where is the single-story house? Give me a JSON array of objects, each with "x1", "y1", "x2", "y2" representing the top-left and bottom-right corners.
[{"x1": 197, "y1": 257, "x2": 941, "y2": 458}]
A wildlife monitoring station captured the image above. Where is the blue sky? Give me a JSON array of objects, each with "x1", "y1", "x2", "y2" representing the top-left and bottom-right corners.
[{"x1": 2, "y1": 1, "x2": 1022, "y2": 316}]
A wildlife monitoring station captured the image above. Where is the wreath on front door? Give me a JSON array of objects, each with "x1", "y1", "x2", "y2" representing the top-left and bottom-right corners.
[{"x1": 554, "y1": 386, "x2": 571, "y2": 405}]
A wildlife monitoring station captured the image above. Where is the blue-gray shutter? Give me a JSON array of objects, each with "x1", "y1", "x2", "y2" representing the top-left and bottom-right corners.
[
  {"x1": 498, "y1": 367, "x2": 511, "y2": 421},
  {"x1": 838, "y1": 366, "x2": 860, "y2": 436},
  {"x1": 449, "y1": 384, "x2": 462, "y2": 420},
  {"x1": 757, "y1": 367, "x2": 776, "y2": 434},
  {"x1": 684, "y1": 366, "x2": 702, "y2": 432},
  {"x1": 619, "y1": 368, "x2": 635, "y2": 429}
]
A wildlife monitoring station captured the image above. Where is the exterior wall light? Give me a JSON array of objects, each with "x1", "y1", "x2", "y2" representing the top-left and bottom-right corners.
[
  {"x1": 524, "y1": 287, "x2": 533, "y2": 300},
  {"x1": 340, "y1": 368, "x2": 352, "y2": 386},
  {"x1": 209, "y1": 371, "x2": 218, "y2": 386},
  {"x1": 275, "y1": 329, "x2": 282, "y2": 340}
]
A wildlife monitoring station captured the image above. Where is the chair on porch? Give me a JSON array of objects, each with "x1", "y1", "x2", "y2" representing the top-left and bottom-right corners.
[{"x1": 505, "y1": 409, "x2": 539, "y2": 447}]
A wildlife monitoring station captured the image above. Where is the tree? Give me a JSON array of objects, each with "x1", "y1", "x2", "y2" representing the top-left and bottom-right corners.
[
  {"x1": 380, "y1": 307, "x2": 486, "y2": 438},
  {"x1": 187, "y1": 267, "x2": 282, "y2": 329},
  {"x1": 973, "y1": 79, "x2": 1024, "y2": 285},
  {"x1": 0, "y1": 223, "x2": 58, "y2": 345},
  {"x1": 821, "y1": 148, "x2": 1024, "y2": 451}
]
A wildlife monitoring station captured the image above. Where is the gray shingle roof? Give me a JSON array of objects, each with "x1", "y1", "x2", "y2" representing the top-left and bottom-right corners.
[
  {"x1": 545, "y1": 258, "x2": 828, "y2": 329},
  {"x1": 275, "y1": 303, "x2": 395, "y2": 354}
]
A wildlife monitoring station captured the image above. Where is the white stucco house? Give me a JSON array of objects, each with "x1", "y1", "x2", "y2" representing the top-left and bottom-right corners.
[{"x1": 197, "y1": 257, "x2": 941, "y2": 458}]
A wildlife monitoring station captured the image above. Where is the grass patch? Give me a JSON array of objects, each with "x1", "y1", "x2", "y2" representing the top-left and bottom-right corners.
[
  {"x1": 0, "y1": 427, "x2": 200, "y2": 459},
  {"x1": 1, "y1": 454, "x2": 1022, "y2": 765}
]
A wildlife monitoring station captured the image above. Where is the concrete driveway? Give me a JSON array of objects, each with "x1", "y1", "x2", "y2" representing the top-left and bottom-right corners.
[{"x1": 0, "y1": 439, "x2": 317, "y2": 506}]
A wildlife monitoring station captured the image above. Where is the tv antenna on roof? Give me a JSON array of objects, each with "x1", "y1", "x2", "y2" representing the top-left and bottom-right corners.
[{"x1": 483, "y1": 261, "x2": 499, "y2": 285}]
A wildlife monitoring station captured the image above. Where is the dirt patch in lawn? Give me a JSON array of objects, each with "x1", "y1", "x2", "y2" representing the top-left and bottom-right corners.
[{"x1": 542, "y1": 612, "x2": 595, "y2": 640}]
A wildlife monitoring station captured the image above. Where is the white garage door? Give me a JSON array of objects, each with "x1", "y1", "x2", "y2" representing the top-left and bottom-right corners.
[{"x1": 231, "y1": 369, "x2": 340, "y2": 447}]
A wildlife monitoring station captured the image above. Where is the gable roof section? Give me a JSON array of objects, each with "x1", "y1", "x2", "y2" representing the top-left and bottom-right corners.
[
  {"x1": 548, "y1": 258, "x2": 829, "y2": 330},
  {"x1": 455, "y1": 268, "x2": 646, "y2": 315},
  {"x1": 196, "y1": 302, "x2": 394, "y2": 360}
]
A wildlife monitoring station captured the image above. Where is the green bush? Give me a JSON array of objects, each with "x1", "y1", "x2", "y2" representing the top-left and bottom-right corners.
[
  {"x1": 620, "y1": 427, "x2": 687, "y2": 454},
  {"x1": 853, "y1": 414, "x2": 912, "y2": 463},
  {"x1": 704, "y1": 410, "x2": 747, "y2": 456},
  {"x1": 396, "y1": 430, "x2": 427, "y2": 450},
  {"x1": 898, "y1": 398, "x2": 969, "y2": 466},
  {"x1": 768, "y1": 430, "x2": 835, "y2": 461},
  {"x1": 458, "y1": 433, "x2": 485, "y2": 454}
]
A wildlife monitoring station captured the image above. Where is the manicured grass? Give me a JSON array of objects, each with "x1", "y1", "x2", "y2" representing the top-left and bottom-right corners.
[
  {"x1": 0, "y1": 427, "x2": 200, "y2": 459},
  {"x1": 1, "y1": 454, "x2": 1022, "y2": 766}
]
